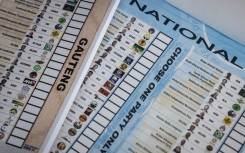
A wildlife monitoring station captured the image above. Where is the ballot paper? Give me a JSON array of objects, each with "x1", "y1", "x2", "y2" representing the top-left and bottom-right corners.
[
  {"x1": 0, "y1": 0, "x2": 119, "y2": 152},
  {"x1": 49, "y1": 0, "x2": 245, "y2": 153},
  {"x1": 0, "y1": 0, "x2": 244, "y2": 153}
]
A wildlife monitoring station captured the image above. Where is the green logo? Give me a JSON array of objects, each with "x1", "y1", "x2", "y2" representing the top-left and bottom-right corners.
[
  {"x1": 232, "y1": 104, "x2": 241, "y2": 111},
  {"x1": 213, "y1": 130, "x2": 224, "y2": 140},
  {"x1": 33, "y1": 64, "x2": 41, "y2": 71},
  {"x1": 58, "y1": 17, "x2": 66, "y2": 24},
  {"x1": 43, "y1": 43, "x2": 53, "y2": 51}
]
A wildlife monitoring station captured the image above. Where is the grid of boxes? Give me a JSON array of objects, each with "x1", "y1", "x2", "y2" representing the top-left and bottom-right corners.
[
  {"x1": 6, "y1": 0, "x2": 96, "y2": 148},
  {"x1": 218, "y1": 111, "x2": 245, "y2": 153},
  {"x1": 67, "y1": 32, "x2": 173, "y2": 153}
]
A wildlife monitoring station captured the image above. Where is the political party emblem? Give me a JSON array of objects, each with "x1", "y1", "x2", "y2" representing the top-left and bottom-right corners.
[
  {"x1": 33, "y1": 64, "x2": 41, "y2": 71},
  {"x1": 123, "y1": 56, "x2": 133, "y2": 65},
  {"x1": 57, "y1": 142, "x2": 66, "y2": 150},
  {"x1": 222, "y1": 116, "x2": 233, "y2": 126},
  {"x1": 68, "y1": 128, "x2": 77, "y2": 136},
  {"x1": 119, "y1": 63, "x2": 128, "y2": 72},
  {"x1": 55, "y1": 24, "x2": 63, "y2": 30},
  {"x1": 58, "y1": 17, "x2": 66, "y2": 24},
  {"x1": 113, "y1": 68, "x2": 125, "y2": 78},
  {"x1": 12, "y1": 100, "x2": 24, "y2": 107},
  {"x1": 44, "y1": 43, "x2": 54, "y2": 51},
  {"x1": 17, "y1": 93, "x2": 26, "y2": 100},
  {"x1": 213, "y1": 130, "x2": 224, "y2": 140},
  {"x1": 138, "y1": 39, "x2": 146, "y2": 46},
  {"x1": 21, "y1": 86, "x2": 30, "y2": 94},
  {"x1": 63, "y1": 4, "x2": 75, "y2": 12},
  {"x1": 50, "y1": 30, "x2": 60, "y2": 38},
  {"x1": 9, "y1": 108, "x2": 17, "y2": 115},
  {"x1": 84, "y1": 107, "x2": 93, "y2": 116},
  {"x1": 103, "y1": 81, "x2": 115, "y2": 91},
  {"x1": 109, "y1": 75, "x2": 119, "y2": 84},
  {"x1": 131, "y1": 43, "x2": 144, "y2": 54},
  {"x1": 98, "y1": 88, "x2": 110, "y2": 96},
  {"x1": 29, "y1": 72, "x2": 37, "y2": 78}
]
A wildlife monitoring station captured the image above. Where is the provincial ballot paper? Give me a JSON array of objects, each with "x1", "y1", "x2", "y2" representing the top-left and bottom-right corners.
[
  {"x1": 0, "y1": 0, "x2": 118, "y2": 152},
  {"x1": 49, "y1": 0, "x2": 245, "y2": 153}
]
